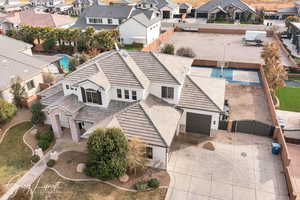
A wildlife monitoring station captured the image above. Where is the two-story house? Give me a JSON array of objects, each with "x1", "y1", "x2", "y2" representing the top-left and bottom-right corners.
[
  {"x1": 38, "y1": 49, "x2": 226, "y2": 169},
  {"x1": 68, "y1": 0, "x2": 93, "y2": 16},
  {"x1": 136, "y1": 0, "x2": 180, "y2": 19},
  {"x1": 30, "y1": 0, "x2": 63, "y2": 8}
]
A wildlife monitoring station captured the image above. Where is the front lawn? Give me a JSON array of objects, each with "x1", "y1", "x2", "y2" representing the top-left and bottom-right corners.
[
  {"x1": 123, "y1": 44, "x2": 143, "y2": 51},
  {"x1": 276, "y1": 87, "x2": 300, "y2": 112},
  {"x1": 214, "y1": 19, "x2": 234, "y2": 24},
  {"x1": 32, "y1": 170, "x2": 167, "y2": 200},
  {"x1": 0, "y1": 122, "x2": 33, "y2": 184}
]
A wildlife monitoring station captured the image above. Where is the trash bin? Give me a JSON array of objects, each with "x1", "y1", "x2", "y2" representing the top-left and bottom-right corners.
[{"x1": 272, "y1": 143, "x2": 281, "y2": 155}]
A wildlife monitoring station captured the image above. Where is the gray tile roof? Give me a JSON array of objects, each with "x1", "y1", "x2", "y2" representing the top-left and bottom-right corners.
[
  {"x1": 130, "y1": 8, "x2": 156, "y2": 19},
  {"x1": 84, "y1": 4, "x2": 134, "y2": 18},
  {"x1": 277, "y1": 6, "x2": 298, "y2": 14},
  {"x1": 178, "y1": 75, "x2": 225, "y2": 112},
  {"x1": 0, "y1": 35, "x2": 51, "y2": 91},
  {"x1": 129, "y1": 13, "x2": 160, "y2": 27},
  {"x1": 196, "y1": 0, "x2": 255, "y2": 13},
  {"x1": 179, "y1": 2, "x2": 192, "y2": 9},
  {"x1": 38, "y1": 83, "x2": 64, "y2": 105},
  {"x1": 66, "y1": 50, "x2": 150, "y2": 89},
  {"x1": 128, "y1": 51, "x2": 180, "y2": 85},
  {"x1": 47, "y1": 94, "x2": 85, "y2": 114}
]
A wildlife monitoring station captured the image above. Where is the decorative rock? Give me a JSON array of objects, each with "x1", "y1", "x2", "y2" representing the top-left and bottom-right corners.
[
  {"x1": 50, "y1": 151, "x2": 59, "y2": 161},
  {"x1": 202, "y1": 141, "x2": 215, "y2": 151},
  {"x1": 118, "y1": 174, "x2": 129, "y2": 183},
  {"x1": 30, "y1": 129, "x2": 38, "y2": 136},
  {"x1": 76, "y1": 163, "x2": 86, "y2": 173},
  {"x1": 35, "y1": 148, "x2": 44, "y2": 158}
]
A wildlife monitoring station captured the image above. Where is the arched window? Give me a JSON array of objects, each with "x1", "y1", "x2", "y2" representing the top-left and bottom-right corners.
[{"x1": 81, "y1": 88, "x2": 102, "y2": 105}]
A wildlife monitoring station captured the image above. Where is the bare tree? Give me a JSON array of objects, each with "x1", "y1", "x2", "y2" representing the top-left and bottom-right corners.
[
  {"x1": 261, "y1": 41, "x2": 288, "y2": 95},
  {"x1": 127, "y1": 137, "x2": 148, "y2": 175}
]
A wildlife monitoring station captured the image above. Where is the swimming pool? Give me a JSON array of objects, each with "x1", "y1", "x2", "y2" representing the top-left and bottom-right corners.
[
  {"x1": 59, "y1": 55, "x2": 70, "y2": 72},
  {"x1": 191, "y1": 66, "x2": 261, "y2": 85}
]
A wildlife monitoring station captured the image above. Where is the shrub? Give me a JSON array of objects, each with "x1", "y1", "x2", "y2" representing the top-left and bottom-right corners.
[
  {"x1": 161, "y1": 44, "x2": 175, "y2": 55},
  {"x1": 69, "y1": 58, "x2": 80, "y2": 72},
  {"x1": 31, "y1": 102, "x2": 45, "y2": 124},
  {"x1": 148, "y1": 178, "x2": 160, "y2": 189},
  {"x1": 36, "y1": 131, "x2": 54, "y2": 151},
  {"x1": 47, "y1": 159, "x2": 56, "y2": 167},
  {"x1": 135, "y1": 181, "x2": 148, "y2": 191},
  {"x1": 0, "y1": 99, "x2": 17, "y2": 124},
  {"x1": 85, "y1": 128, "x2": 128, "y2": 180},
  {"x1": 31, "y1": 155, "x2": 40, "y2": 163},
  {"x1": 176, "y1": 47, "x2": 196, "y2": 58},
  {"x1": 42, "y1": 39, "x2": 56, "y2": 52}
]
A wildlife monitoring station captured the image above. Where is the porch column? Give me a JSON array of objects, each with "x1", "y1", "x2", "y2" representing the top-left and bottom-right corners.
[
  {"x1": 69, "y1": 118, "x2": 80, "y2": 143},
  {"x1": 50, "y1": 114, "x2": 63, "y2": 138}
]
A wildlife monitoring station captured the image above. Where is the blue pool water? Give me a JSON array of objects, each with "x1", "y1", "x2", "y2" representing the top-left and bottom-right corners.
[
  {"x1": 193, "y1": 66, "x2": 261, "y2": 85},
  {"x1": 59, "y1": 55, "x2": 70, "y2": 72}
]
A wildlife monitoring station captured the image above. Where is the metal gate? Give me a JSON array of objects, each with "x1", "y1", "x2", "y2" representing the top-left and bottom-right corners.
[{"x1": 231, "y1": 120, "x2": 274, "y2": 137}]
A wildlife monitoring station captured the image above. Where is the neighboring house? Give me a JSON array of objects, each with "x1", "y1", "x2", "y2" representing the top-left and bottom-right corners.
[
  {"x1": 287, "y1": 22, "x2": 300, "y2": 53},
  {"x1": 30, "y1": 0, "x2": 63, "y2": 8},
  {"x1": 2, "y1": 9, "x2": 76, "y2": 31},
  {"x1": 68, "y1": 0, "x2": 93, "y2": 16},
  {"x1": 195, "y1": 0, "x2": 256, "y2": 22},
  {"x1": 38, "y1": 49, "x2": 226, "y2": 169},
  {"x1": 72, "y1": 2, "x2": 160, "y2": 32},
  {"x1": 0, "y1": 35, "x2": 52, "y2": 104},
  {"x1": 136, "y1": 0, "x2": 180, "y2": 19},
  {"x1": 277, "y1": 1, "x2": 300, "y2": 19},
  {"x1": 119, "y1": 13, "x2": 161, "y2": 46},
  {"x1": 179, "y1": 2, "x2": 192, "y2": 14}
]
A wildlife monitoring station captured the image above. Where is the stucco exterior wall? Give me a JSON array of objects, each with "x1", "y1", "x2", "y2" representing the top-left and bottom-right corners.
[
  {"x1": 148, "y1": 145, "x2": 168, "y2": 169},
  {"x1": 119, "y1": 19, "x2": 147, "y2": 45},
  {"x1": 149, "y1": 83, "x2": 182, "y2": 105}
]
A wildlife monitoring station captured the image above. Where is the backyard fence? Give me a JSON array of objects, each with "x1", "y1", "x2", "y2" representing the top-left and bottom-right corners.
[
  {"x1": 231, "y1": 120, "x2": 274, "y2": 137},
  {"x1": 142, "y1": 28, "x2": 175, "y2": 51}
]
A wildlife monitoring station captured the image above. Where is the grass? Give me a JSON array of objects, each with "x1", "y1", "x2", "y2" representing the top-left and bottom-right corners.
[
  {"x1": 123, "y1": 45, "x2": 143, "y2": 51},
  {"x1": 214, "y1": 19, "x2": 234, "y2": 24},
  {"x1": 32, "y1": 170, "x2": 167, "y2": 200},
  {"x1": 276, "y1": 87, "x2": 300, "y2": 112},
  {"x1": 0, "y1": 122, "x2": 33, "y2": 184},
  {"x1": 289, "y1": 76, "x2": 300, "y2": 81}
]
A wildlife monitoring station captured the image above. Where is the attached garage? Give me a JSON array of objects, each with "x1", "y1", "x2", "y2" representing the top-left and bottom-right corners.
[{"x1": 186, "y1": 112, "x2": 211, "y2": 135}]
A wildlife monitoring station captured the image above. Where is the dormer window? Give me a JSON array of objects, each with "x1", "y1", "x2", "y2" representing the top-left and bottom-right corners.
[
  {"x1": 125, "y1": 90, "x2": 129, "y2": 99},
  {"x1": 161, "y1": 86, "x2": 174, "y2": 99},
  {"x1": 81, "y1": 88, "x2": 102, "y2": 105},
  {"x1": 108, "y1": 19, "x2": 113, "y2": 24},
  {"x1": 132, "y1": 91, "x2": 137, "y2": 100},
  {"x1": 117, "y1": 89, "x2": 122, "y2": 98}
]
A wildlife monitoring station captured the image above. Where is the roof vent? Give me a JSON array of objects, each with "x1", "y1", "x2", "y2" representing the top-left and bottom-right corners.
[
  {"x1": 24, "y1": 69, "x2": 29, "y2": 73},
  {"x1": 120, "y1": 49, "x2": 128, "y2": 57}
]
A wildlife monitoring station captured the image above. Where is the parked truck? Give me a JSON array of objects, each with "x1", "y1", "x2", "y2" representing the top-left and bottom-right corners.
[{"x1": 243, "y1": 31, "x2": 267, "y2": 47}]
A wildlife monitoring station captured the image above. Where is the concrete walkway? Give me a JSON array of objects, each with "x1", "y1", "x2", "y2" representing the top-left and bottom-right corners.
[{"x1": 0, "y1": 132, "x2": 85, "y2": 200}]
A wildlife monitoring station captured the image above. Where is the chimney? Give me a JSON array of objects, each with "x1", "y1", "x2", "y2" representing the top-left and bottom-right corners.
[{"x1": 114, "y1": 42, "x2": 120, "y2": 51}]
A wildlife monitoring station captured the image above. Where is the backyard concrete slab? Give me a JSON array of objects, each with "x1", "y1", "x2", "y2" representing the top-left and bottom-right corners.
[
  {"x1": 276, "y1": 110, "x2": 300, "y2": 129},
  {"x1": 166, "y1": 132, "x2": 289, "y2": 200},
  {"x1": 162, "y1": 32, "x2": 292, "y2": 67},
  {"x1": 225, "y1": 84, "x2": 273, "y2": 125},
  {"x1": 287, "y1": 143, "x2": 300, "y2": 197}
]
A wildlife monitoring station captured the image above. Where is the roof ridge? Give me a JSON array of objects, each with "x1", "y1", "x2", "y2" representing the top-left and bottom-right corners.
[
  {"x1": 187, "y1": 75, "x2": 222, "y2": 112},
  {"x1": 150, "y1": 52, "x2": 181, "y2": 85},
  {"x1": 138, "y1": 102, "x2": 168, "y2": 147}
]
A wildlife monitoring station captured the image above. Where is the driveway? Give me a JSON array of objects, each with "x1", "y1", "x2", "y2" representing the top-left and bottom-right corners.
[{"x1": 166, "y1": 131, "x2": 289, "y2": 200}]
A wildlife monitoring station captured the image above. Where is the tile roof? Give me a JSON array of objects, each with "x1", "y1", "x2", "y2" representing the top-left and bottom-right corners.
[
  {"x1": 128, "y1": 51, "x2": 181, "y2": 85},
  {"x1": 178, "y1": 75, "x2": 225, "y2": 112},
  {"x1": 130, "y1": 8, "x2": 156, "y2": 19},
  {"x1": 179, "y1": 2, "x2": 192, "y2": 9},
  {"x1": 129, "y1": 12, "x2": 160, "y2": 27},
  {"x1": 196, "y1": 0, "x2": 255, "y2": 13},
  {"x1": 277, "y1": 6, "x2": 298, "y2": 14},
  {"x1": 84, "y1": 4, "x2": 134, "y2": 18}
]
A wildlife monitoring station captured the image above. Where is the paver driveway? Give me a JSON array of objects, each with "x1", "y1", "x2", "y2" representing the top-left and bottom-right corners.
[{"x1": 166, "y1": 132, "x2": 289, "y2": 200}]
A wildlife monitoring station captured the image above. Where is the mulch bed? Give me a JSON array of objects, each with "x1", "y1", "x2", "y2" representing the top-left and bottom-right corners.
[{"x1": 53, "y1": 151, "x2": 170, "y2": 190}]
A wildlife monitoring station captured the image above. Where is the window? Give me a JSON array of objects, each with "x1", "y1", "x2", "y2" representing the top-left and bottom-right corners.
[
  {"x1": 108, "y1": 18, "x2": 112, "y2": 24},
  {"x1": 124, "y1": 90, "x2": 129, "y2": 99},
  {"x1": 161, "y1": 86, "x2": 174, "y2": 99},
  {"x1": 132, "y1": 91, "x2": 137, "y2": 100},
  {"x1": 146, "y1": 147, "x2": 153, "y2": 159},
  {"x1": 66, "y1": 84, "x2": 69, "y2": 89},
  {"x1": 82, "y1": 88, "x2": 102, "y2": 105},
  {"x1": 117, "y1": 89, "x2": 122, "y2": 98},
  {"x1": 26, "y1": 80, "x2": 35, "y2": 90}
]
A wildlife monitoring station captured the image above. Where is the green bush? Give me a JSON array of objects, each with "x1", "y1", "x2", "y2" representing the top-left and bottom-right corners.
[
  {"x1": 36, "y1": 131, "x2": 54, "y2": 151},
  {"x1": 31, "y1": 155, "x2": 40, "y2": 163},
  {"x1": 43, "y1": 39, "x2": 56, "y2": 52},
  {"x1": 0, "y1": 99, "x2": 17, "y2": 124},
  {"x1": 135, "y1": 181, "x2": 148, "y2": 191},
  {"x1": 85, "y1": 128, "x2": 128, "y2": 180},
  {"x1": 31, "y1": 102, "x2": 45, "y2": 124},
  {"x1": 148, "y1": 178, "x2": 160, "y2": 189},
  {"x1": 47, "y1": 159, "x2": 56, "y2": 167},
  {"x1": 161, "y1": 44, "x2": 175, "y2": 55},
  {"x1": 176, "y1": 47, "x2": 196, "y2": 58}
]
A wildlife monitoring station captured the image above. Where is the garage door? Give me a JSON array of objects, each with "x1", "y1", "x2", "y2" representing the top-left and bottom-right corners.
[
  {"x1": 196, "y1": 13, "x2": 208, "y2": 18},
  {"x1": 186, "y1": 112, "x2": 211, "y2": 135}
]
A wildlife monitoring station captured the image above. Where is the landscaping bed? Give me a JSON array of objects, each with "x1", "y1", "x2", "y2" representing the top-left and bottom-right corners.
[
  {"x1": 52, "y1": 151, "x2": 170, "y2": 190},
  {"x1": 276, "y1": 87, "x2": 300, "y2": 112},
  {"x1": 0, "y1": 122, "x2": 33, "y2": 184},
  {"x1": 32, "y1": 170, "x2": 167, "y2": 200}
]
